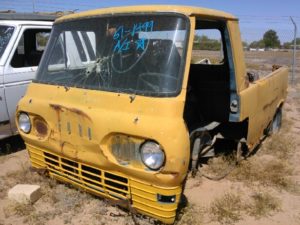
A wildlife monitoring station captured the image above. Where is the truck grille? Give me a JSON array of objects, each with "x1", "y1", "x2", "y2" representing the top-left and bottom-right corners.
[
  {"x1": 27, "y1": 145, "x2": 180, "y2": 224},
  {"x1": 33, "y1": 150, "x2": 129, "y2": 200}
]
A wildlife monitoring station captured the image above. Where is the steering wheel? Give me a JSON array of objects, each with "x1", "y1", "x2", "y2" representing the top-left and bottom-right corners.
[
  {"x1": 111, "y1": 33, "x2": 149, "y2": 74},
  {"x1": 137, "y1": 72, "x2": 178, "y2": 93}
]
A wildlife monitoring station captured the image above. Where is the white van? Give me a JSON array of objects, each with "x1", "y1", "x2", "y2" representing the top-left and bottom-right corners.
[{"x1": 0, "y1": 13, "x2": 53, "y2": 139}]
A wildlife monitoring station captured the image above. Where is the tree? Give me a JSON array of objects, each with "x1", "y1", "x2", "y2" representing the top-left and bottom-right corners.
[
  {"x1": 263, "y1": 30, "x2": 280, "y2": 48},
  {"x1": 282, "y1": 38, "x2": 300, "y2": 49},
  {"x1": 249, "y1": 40, "x2": 265, "y2": 49},
  {"x1": 242, "y1": 41, "x2": 248, "y2": 48},
  {"x1": 283, "y1": 42, "x2": 291, "y2": 49},
  {"x1": 193, "y1": 35, "x2": 221, "y2": 51}
]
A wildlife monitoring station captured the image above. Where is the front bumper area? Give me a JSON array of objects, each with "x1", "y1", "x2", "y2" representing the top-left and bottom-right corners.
[{"x1": 27, "y1": 143, "x2": 182, "y2": 224}]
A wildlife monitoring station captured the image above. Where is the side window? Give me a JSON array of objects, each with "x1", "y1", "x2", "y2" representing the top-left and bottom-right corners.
[
  {"x1": 11, "y1": 28, "x2": 51, "y2": 68},
  {"x1": 36, "y1": 32, "x2": 50, "y2": 51},
  {"x1": 47, "y1": 31, "x2": 96, "y2": 71},
  {"x1": 192, "y1": 27, "x2": 224, "y2": 65},
  {"x1": 0, "y1": 26, "x2": 14, "y2": 58},
  {"x1": 48, "y1": 34, "x2": 64, "y2": 67}
]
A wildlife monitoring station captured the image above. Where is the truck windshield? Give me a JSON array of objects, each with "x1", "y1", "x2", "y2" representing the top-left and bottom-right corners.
[
  {"x1": 36, "y1": 14, "x2": 188, "y2": 96},
  {"x1": 0, "y1": 25, "x2": 14, "y2": 60}
]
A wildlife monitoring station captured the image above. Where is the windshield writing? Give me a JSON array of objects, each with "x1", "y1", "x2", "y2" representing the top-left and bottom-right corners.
[{"x1": 113, "y1": 20, "x2": 154, "y2": 53}]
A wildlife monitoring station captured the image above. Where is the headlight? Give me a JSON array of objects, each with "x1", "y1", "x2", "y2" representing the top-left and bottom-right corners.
[
  {"x1": 18, "y1": 113, "x2": 31, "y2": 133},
  {"x1": 140, "y1": 141, "x2": 165, "y2": 170}
]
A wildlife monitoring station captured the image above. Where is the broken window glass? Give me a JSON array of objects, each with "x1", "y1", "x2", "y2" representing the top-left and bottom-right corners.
[
  {"x1": 36, "y1": 14, "x2": 188, "y2": 97},
  {"x1": 0, "y1": 26, "x2": 14, "y2": 60}
]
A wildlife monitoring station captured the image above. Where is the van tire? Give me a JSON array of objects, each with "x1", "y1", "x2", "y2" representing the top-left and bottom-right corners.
[{"x1": 271, "y1": 108, "x2": 282, "y2": 134}]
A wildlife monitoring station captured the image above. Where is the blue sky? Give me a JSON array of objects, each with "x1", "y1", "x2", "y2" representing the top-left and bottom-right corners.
[{"x1": 1, "y1": 0, "x2": 299, "y2": 43}]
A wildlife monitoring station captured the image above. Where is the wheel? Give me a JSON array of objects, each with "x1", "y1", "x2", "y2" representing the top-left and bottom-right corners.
[{"x1": 271, "y1": 108, "x2": 282, "y2": 134}]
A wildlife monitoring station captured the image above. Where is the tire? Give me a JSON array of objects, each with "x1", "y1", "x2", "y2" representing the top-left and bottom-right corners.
[{"x1": 271, "y1": 108, "x2": 282, "y2": 134}]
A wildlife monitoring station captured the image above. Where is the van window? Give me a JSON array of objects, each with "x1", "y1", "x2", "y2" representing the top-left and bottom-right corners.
[
  {"x1": 11, "y1": 29, "x2": 51, "y2": 68},
  {"x1": 0, "y1": 25, "x2": 14, "y2": 60},
  {"x1": 36, "y1": 32, "x2": 50, "y2": 51}
]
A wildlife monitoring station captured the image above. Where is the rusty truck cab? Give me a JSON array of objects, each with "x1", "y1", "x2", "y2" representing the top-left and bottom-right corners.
[{"x1": 16, "y1": 6, "x2": 266, "y2": 224}]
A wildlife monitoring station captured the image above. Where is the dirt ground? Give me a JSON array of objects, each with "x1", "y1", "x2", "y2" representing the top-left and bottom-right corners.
[{"x1": 0, "y1": 52, "x2": 299, "y2": 225}]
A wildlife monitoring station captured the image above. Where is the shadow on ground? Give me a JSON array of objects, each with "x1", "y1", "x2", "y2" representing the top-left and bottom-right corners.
[{"x1": 0, "y1": 135, "x2": 25, "y2": 156}]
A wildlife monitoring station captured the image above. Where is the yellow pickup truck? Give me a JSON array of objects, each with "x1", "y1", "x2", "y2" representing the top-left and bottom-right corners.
[{"x1": 16, "y1": 5, "x2": 288, "y2": 224}]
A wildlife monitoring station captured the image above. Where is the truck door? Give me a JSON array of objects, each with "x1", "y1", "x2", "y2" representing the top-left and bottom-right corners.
[{"x1": 3, "y1": 26, "x2": 51, "y2": 134}]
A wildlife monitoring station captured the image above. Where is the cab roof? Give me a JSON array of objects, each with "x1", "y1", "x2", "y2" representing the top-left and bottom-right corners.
[{"x1": 55, "y1": 5, "x2": 237, "y2": 23}]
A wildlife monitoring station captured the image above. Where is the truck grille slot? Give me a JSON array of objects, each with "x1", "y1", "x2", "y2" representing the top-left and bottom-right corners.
[
  {"x1": 105, "y1": 172, "x2": 128, "y2": 194},
  {"x1": 82, "y1": 165, "x2": 101, "y2": 183},
  {"x1": 61, "y1": 158, "x2": 78, "y2": 179},
  {"x1": 44, "y1": 152, "x2": 59, "y2": 166},
  {"x1": 42, "y1": 151, "x2": 129, "y2": 199}
]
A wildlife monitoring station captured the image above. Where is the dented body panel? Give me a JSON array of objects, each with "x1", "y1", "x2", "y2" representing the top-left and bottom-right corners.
[
  {"x1": 18, "y1": 82, "x2": 190, "y2": 223},
  {"x1": 239, "y1": 67, "x2": 288, "y2": 148},
  {"x1": 16, "y1": 5, "x2": 288, "y2": 224}
]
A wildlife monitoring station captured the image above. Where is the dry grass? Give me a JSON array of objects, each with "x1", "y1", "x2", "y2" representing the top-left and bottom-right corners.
[
  {"x1": 229, "y1": 156, "x2": 294, "y2": 190},
  {"x1": 209, "y1": 193, "x2": 243, "y2": 224},
  {"x1": 5, "y1": 163, "x2": 44, "y2": 184},
  {"x1": 176, "y1": 203, "x2": 204, "y2": 225},
  {"x1": 245, "y1": 192, "x2": 281, "y2": 219},
  {"x1": 3, "y1": 202, "x2": 35, "y2": 218},
  {"x1": 1, "y1": 161, "x2": 112, "y2": 225},
  {"x1": 229, "y1": 115, "x2": 298, "y2": 192},
  {"x1": 260, "y1": 133, "x2": 294, "y2": 159},
  {"x1": 209, "y1": 191, "x2": 281, "y2": 224},
  {"x1": 200, "y1": 114, "x2": 296, "y2": 192},
  {"x1": 3, "y1": 181, "x2": 107, "y2": 225},
  {"x1": 3, "y1": 202, "x2": 54, "y2": 225},
  {"x1": 201, "y1": 155, "x2": 236, "y2": 178},
  {"x1": 246, "y1": 63, "x2": 270, "y2": 71}
]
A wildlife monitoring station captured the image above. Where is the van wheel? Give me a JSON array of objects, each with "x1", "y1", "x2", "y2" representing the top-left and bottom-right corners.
[{"x1": 272, "y1": 108, "x2": 282, "y2": 134}]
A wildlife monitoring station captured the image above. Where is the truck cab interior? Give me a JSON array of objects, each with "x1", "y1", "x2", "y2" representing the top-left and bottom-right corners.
[{"x1": 184, "y1": 20, "x2": 231, "y2": 132}]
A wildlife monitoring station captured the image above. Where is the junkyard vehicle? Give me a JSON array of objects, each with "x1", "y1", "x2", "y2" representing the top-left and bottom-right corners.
[
  {"x1": 0, "y1": 13, "x2": 53, "y2": 140},
  {"x1": 16, "y1": 5, "x2": 288, "y2": 224}
]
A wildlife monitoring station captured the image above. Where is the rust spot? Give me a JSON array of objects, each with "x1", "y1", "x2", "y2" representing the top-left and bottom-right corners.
[
  {"x1": 49, "y1": 104, "x2": 91, "y2": 121},
  {"x1": 34, "y1": 119, "x2": 48, "y2": 136},
  {"x1": 69, "y1": 108, "x2": 92, "y2": 121},
  {"x1": 49, "y1": 103, "x2": 65, "y2": 112},
  {"x1": 60, "y1": 141, "x2": 66, "y2": 152},
  {"x1": 50, "y1": 104, "x2": 63, "y2": 127},
  {"x1": 129, "y1": 95, "x2": 136, "y2": 103}
]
